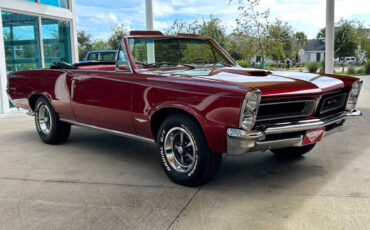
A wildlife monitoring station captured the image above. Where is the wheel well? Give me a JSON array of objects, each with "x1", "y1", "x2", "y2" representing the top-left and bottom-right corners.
[
  {"x1": 29, "y1": 94, "x2": 44, "y2": 111},
  {"x1": 150, "y1": 108, "x2": 203, "y2": 139}
]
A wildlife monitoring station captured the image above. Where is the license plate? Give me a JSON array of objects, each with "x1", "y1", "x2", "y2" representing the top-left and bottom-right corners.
[{"x1": 302, "y1": 128, "x2": 325, "y2": 145}]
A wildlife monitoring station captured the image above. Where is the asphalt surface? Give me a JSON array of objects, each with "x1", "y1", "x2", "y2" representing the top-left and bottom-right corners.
[{"x1": 0, "y1": 76, "x2": 369, "y2": 230}]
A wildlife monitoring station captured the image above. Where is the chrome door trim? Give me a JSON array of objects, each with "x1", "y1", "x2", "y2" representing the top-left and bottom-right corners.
[{"x1": 60, "y1": 119, "x2": 155, "y2": 144}]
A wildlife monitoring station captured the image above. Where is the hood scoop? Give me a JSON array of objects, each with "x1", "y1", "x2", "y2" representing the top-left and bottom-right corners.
[{"x1": 217, "y1": 67, "x2": 272, "y2": 77}]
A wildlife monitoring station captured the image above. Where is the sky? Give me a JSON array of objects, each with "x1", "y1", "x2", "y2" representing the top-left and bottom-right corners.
[{"x1": 75, "y1": 0, "x2": 370, "y2": 40}]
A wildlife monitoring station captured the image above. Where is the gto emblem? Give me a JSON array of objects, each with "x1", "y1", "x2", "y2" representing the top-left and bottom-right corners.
[{"x1": 326, "y1": 98, "x2": 337, "y2": 105}]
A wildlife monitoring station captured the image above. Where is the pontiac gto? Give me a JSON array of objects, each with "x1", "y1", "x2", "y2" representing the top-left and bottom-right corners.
[{"x1": 7, "y1": 31, "x2": 363, "y2": 186}]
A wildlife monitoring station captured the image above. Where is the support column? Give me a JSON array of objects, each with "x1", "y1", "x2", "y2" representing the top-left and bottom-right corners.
[
  {"x1": 145, "y1": 0, "x2": 153, "y2": 30},
  {"x1": 325, "y1": 0, "x2": 335, "y2": 74},
  {"x1": 0, "y1": 8, "x2": 10, "y2": 113},
  {"x1": 145, "y1": 0, "x2": 155, "y2": 63},
  {"x1": 69, "y1": 0, "x2": 79, "y2": 63}
]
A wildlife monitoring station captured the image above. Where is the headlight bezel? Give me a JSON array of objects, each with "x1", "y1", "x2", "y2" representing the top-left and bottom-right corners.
[
  {"x1": 345, "y1": 80, "x2": 362, "y2": 111},
  {"x1": 239, "y1": 90, "x2": 261, "y2": 131}
]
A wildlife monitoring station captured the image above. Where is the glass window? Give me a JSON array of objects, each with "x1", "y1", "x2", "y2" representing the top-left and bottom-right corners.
[
  {"x1": 100, "y1": 52, "x2": 116, "y2": 61},
  {"x1": 117, "y1": 45, "x2": 129, "y2": 71},
  {"x1": 86, "y1": 52, "x2": 116, "y2": 62},
  {"x1": 87, "y1": 52, "x2": 98, "y2": 61},
  {"x1": 40, "y1": 0, "x2": 69, "y2": 9},
  {"x1": 129, "y1": 38, "x2": 231, "y2": 68},
  {"x1": 2, "y1": 11, "x2": 42, "y2": 74},
  {"x1": 41, "y1": 18, "x2": 72, "y2": 67}
]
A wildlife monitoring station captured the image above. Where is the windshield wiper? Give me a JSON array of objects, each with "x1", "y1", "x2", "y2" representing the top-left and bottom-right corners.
[
  {"x1": 187, "y1": 59, "x2": 232, "y2": 67},
  {"x1": 217, "y1": 62, "x2": 233, "y2": 67},
  {"x1": 135, "y1": 61, "x2": 195, "y2": 69}
]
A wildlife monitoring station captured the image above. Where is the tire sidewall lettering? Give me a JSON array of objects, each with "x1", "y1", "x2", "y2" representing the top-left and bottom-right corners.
[
  {"x1": 159, "y1": 122, "x2": 199, "y2": 177},
  {"x1": 159, "y1": 129, "x2": 171, "y2": 172}
]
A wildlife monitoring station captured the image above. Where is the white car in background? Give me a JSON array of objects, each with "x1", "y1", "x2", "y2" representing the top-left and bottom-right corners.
[{"x1": 344, "y1": 57, "x2": 356, "y2": 65}]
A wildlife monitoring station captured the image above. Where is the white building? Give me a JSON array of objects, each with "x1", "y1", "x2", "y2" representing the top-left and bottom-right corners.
[
  {"x1": 301, "y1": 39, "x2": 325, "y2": 63},
  {"x1": 0, "y1": 0, "x2": 78, "y2": 113}
]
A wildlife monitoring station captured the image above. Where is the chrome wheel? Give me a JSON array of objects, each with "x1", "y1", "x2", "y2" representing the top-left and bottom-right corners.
[
  {"x1": 38, "y1": 104, "x2": 52, "y2": 135},
  {"x1": 164, "y1": 127, "x2": 196, "y2": 173}
]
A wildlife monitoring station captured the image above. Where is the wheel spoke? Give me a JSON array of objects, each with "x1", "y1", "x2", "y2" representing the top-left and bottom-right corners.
[
  {"x1": 163, "y1": 127, "x2": 196, "y2": 173},
  {"x1": 186, "y1": 153, "x2": 194, "y2": 162},
  {"x1": 37, "y1": 104, "x2": 52, "y2": 135},
  {"x1": 180, "y1": 132, "x2": 184, "y2": 145}
]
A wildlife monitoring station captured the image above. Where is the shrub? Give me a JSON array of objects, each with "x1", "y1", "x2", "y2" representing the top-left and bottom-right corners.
[
  {"x1": 266, "y1": 63, "x2": 285, "y2": 69},
  {"x1": 265, "y1": 66, "x2": 276, "y2": 71},
  {"x1": 356, "y1": 66, "x2": 365, "y2": 75},
  {"x1": 347, "y1": 65, "x2": 355, "y2": 75},
  {"x1": 320, "y1": 60, "x2": 325, "y2": 74},
  {"x1": 307, "y1": 62, "x2": 319, "y2": 73},
  {"x1": 299, "y1": 68, "x2": 304, "y2": 72},
  {"x1": 365, "y1": 61, "x2": 370, "y2": 75},
  {"x1": 296, "y1": 62, "x2": 305, "y2": 68},
  {"x1": 236, "y1": 60, "x2": 251, "y2": 68}
]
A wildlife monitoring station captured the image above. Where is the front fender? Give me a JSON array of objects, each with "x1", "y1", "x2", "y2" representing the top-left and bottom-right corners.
[{"x1": 148, "y1": 101, "x2": 240, "y2": 154}]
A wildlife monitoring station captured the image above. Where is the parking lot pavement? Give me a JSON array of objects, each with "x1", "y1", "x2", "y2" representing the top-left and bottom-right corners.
[{"x1": 0, "y1": 76, "x2": 369, "y2": 230}]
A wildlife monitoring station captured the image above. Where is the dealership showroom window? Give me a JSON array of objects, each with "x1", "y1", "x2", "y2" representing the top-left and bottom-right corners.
[{"x1": 0, "y1": 0, "x2": 77, "y2": 113}]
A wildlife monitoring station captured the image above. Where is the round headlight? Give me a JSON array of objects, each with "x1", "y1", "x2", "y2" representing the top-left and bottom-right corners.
[
  {"x1": 246, "y1": 92, "x2": 259, "y2": 110},
  {"x1": 241, "y1": 111, "x2": 255, "y2": 130}
]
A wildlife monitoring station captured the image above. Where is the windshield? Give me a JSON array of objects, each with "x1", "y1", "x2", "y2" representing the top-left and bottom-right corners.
[{"x1": 128, "y1": 37, "x2": 233, "y2": 69}]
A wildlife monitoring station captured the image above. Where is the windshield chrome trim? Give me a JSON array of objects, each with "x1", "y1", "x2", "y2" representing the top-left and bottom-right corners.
[{"x1": 116, "y1": 38, "x2": 133, "y2": 74}]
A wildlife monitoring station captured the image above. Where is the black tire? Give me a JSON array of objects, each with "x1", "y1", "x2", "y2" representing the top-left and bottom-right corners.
[
  {"x1": 157, "y1": 114, "x2": 222, "y2": 186},
  {"x1": 271, "y1": 144, "x2": 316, "y2": 158},
  {"x1": 34, "y1": 97, "x2": 71, "y2": 144}
]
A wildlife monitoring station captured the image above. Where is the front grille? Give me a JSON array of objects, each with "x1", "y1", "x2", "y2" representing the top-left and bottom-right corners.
[
  {"x1": 318, "y1": 92, "x2": 347, "y2": 114},
  {"x1": 257, "y1": 99, "x2": 315, "y2": 121}
]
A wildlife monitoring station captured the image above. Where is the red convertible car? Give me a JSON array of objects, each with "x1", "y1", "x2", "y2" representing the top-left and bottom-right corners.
[{"x1": 7, "y1": 31, "x2": 363, "y2": 186}]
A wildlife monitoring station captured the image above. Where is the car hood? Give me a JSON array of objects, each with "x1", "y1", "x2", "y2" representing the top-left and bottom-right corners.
[{"x1": 140, "y1": 66, "x2": 347, "y2": 97}]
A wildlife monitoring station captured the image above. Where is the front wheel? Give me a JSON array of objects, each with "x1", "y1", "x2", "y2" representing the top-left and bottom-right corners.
[
  {"x1": 157, "y1": 114, "x2": 222, "y2": 186},
  {"x1": 34, "y1": 97, "x2": 71, "y2": 144},
  {"x1": 271, "y1": 144, "x2": 316, "y2": 158}
]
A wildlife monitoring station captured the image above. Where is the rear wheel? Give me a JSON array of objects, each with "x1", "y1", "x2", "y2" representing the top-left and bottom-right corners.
[
  {"x1": 34, "y1": 97, "x2": 71, "y2": 144},
  {"x1": 271, "y1": 144, "x2": 316, "y2": 158},
  {"x1": 157, "y1": 114, "x2": 222, "y2": 186}
]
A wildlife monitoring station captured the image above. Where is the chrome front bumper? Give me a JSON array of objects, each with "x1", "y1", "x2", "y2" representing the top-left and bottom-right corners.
[{"x1": 227, "y1": 110, "x2": 362, "y2": 155}]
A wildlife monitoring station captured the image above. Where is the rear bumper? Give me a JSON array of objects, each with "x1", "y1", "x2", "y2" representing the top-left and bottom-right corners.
[{"x1": 227, "y1": 110, "x2": 362, "y2": 155}]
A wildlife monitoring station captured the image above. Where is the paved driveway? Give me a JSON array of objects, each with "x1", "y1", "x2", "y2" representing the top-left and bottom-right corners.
[{"x1": 1, "y1": 76, "x2": 369, "y2": 229}]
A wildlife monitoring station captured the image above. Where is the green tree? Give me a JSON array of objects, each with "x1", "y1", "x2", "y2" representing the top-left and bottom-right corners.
[
  {"x1": 225, "y1": 32, "x2": 255, "y2": 60},
  {"x1": 354, "y1": 22, "x2": 370, "y2": 61},
  {"x1": 267, "y1": 19, "x2": 295, "y2": 61},
  {"x1": 166, "y1": 19, "x2": 197, "y2": 34},
  {"x1": 316, "y1": 19, "x2": 360, "y2": 60},
  {"x1": 232, "y1": 0, "x2": 270, "y2": 61},
  {"x1": 91, "y1": 40, "x2": 110, "y2": 51},
  {"x1": 77, "y1": 31, "x2": 93, "y2": 60},
  {"x1": 294, "y1": 32, "x2": 308, "y2": 48},
  {"x1": 316, "y1": 28, "x2": 326, "y2": 39},
  {"x1": 334, "y1": 19, "x2": 358, "y2": 59},
  {"x1": 166, "y1": 15, "x2": 226, "y2": 47},
  {"x1": 195, "y1": 15, "x2": 227, "y2": 47},
  {"x1": 107, "y1": 24, "x2": 129, "y2": 49}
]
